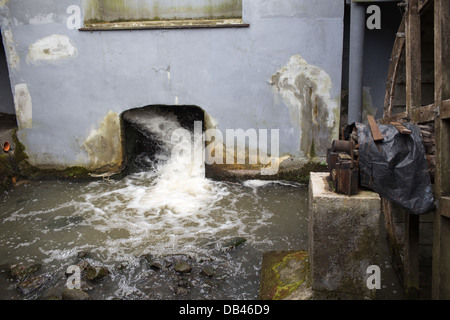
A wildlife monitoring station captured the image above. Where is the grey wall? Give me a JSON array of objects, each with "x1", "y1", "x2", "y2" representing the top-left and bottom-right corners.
[
  {"x1": 0, "y1": 32, "x2": 14, "y2": 114},
  {"x1": 0, "y1": 0, "x2": 345, "y2": 171}
]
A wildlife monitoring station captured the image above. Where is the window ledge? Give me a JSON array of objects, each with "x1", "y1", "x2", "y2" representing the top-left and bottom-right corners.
[{"x1": 79, "y1": 18, "x2": 249, "y2": 31}]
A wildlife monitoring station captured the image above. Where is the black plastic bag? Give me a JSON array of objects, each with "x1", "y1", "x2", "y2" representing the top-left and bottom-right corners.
[{"x1": 356, "y1": 122, "x2": 435, "y2": 215}]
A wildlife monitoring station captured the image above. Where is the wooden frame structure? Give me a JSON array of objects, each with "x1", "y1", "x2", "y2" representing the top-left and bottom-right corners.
[{"x1": 381, "y1": 0, "x2": 449, "y2": 299}]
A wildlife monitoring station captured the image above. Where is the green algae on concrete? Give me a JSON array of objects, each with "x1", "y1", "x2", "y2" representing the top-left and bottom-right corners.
[
  {"x1": 0, "y1": 129, "x2": 92, "y2": 185},
  {"x1": 259, "y1": 251, "x2": 312, "y2": 300}
]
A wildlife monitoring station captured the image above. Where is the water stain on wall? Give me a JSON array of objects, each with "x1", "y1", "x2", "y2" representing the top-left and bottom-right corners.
[
  {"x1": 83, "y1": 111, "x2": 123, "y2": 171},
  {"x1": 2, "y1": 28, "x2": 20, "y2": 71},
  {"x1": 14, "y1": 83, "x2": 32, "y2": 130},
  {"x1": 271, "y1": 54, "x2": 339, "y2": 158}
]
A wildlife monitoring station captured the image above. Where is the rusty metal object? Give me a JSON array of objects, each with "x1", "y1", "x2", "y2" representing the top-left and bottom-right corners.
[{"x1": 327, "y1": 139, "x2": 359, "y2": 196}]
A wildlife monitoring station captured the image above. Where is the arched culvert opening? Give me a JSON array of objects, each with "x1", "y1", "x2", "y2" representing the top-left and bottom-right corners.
[{"x1": 120, "y1": 105, "x2": 205, "y2": 176}]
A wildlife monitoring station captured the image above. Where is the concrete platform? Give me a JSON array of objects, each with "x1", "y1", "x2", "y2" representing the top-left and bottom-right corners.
[{"x1": 308, "y1": 172, "x2": 381, "y2": 299}]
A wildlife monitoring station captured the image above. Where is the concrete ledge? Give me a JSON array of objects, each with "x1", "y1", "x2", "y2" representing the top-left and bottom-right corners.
[
  {"x1": 80, "y1": 19, "x2": 249, "y2": 31},
  {"x1": 308, "y1": 172, "x2": 381, "y2": 299},
  {"x1": 205, "y1": 157, "x2": 327, "y2": 182}
]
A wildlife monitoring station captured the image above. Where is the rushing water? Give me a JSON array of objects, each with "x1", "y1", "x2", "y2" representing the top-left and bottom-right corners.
[
  {"x1": 0, "y1": 109, "x2": 403, "y2": 300},
  {"x1": 0, "y1": 109, "x2": 311, "y2": 300},
  {"x1": 0, "y1": 176, "x2": 309, "y2": 300}
]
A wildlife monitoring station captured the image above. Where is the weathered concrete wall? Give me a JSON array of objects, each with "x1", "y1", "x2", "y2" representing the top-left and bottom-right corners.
[
  {"x1": 309, "y1": 172, "x2": 381, "y2": 299},
  {"x1": 0, "y1": 0, "x2": 344, "y2": 172}
]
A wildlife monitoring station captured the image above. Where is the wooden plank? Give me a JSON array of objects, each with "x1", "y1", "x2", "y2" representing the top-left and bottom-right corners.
[
  {"x1": 367, "y1": 115, "x2": 384, "y2": 141},
  {"x1": 391, "y1": 121, "x2": 412, "y2": 134}
]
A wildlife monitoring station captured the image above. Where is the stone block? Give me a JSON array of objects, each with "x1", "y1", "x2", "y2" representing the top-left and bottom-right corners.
[
  {"x1": 259, "y1": 250, "x2": 312, "y2": 300},
  {"x1": 308, "y1": 172, "x2": 381, "y2": 299}
]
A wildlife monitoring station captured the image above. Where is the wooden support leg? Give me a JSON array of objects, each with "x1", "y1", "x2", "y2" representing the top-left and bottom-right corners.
[{"x1": 404, "y1": 213, "x2": 420, "y2": 299}]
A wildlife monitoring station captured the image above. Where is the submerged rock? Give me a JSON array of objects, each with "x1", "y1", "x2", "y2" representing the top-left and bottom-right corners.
[
  {"x1": 149, "y1": 260, "x2": 164, "y2": 271},
  {"x1": 77, "y1": 251, "x2": 90, "y2": 259},
  {"x1": 17, "y1": 274, "x2": 52, "y2": 295},
  {"x1": 11, "y1": 263, "x2": 42, "y2": 282},
  {"x1": 200, "y1": 266, "x2": 215, "y2": 278},
  {"x1": 174, "y1": 286, "x2": 189, "y2": 296},
  {"x1": 61, "y1": 288, "x2": 91, "y2": 300},
  {"x1": 174, "y1": 261, "x2": 191, "y2": 274},
  {"x1": 220, "y1": 237, "x2": 247, "y2": 253},
  {"x1": 86, "y1": 265, "x2": 110, "y2": 282}
]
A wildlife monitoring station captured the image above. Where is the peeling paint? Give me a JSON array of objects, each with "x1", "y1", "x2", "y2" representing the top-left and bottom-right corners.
[
  {"x1": 2, "y1": 28, "x2": 20, "y2": 71},
  {"x1": 271, "y1": 54, "x2": 339, "y2": 158},
  {"x1": 14, "y1": 84, "x2": 32, "y2": 130},
  {"x1": 26, "y1": 35, "x2": 77, "y2": 65},
  {"x1": 84, "y1": 111, "x2": 122, "y2": 171}
]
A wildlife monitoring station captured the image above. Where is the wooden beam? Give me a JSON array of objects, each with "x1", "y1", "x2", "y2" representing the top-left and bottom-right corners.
[
  {"x1": 432, "y1": 0, "x2": 450, "y2": 300},
  {"x1": 379, "y1": 111, "x2": 409, "y2": 125},
  {"x1": 441, "y1": 99, "x2": 450, "y2": 120},
  {"x1": 384, "y1": 17, "x2": 406, "y2": 118},
  {"x1": 403, "y1": 0, "x2": 422, "y2": 300},
  {"x1": 367, "y1": 115, "x2": 384, "y2": 141},
  {"x1": 418, "y1": 0, "x2": 433, "y2": 13},
  {"x1": 411, "y1": 103, "x2": 438, "y2": 123}
]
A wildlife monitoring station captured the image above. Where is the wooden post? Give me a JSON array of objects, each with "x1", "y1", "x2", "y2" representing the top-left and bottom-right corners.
[
  {"x1": 405, "y1": 0, "x2": 422, "y2": 115},
  {"x1": 405, "y1": 213, "x2": 420, "y2": 299},
  {"x1": 403, "y1": 0, "x2": 422, "y2": 299},
  {"x1": 432, "y1": 0, "x2": 450, "y2": 300}
]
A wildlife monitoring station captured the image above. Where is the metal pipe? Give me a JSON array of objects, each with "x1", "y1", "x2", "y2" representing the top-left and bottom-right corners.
[{"x1": 348, "y1": 1, "x2": 366, "y2": 125}]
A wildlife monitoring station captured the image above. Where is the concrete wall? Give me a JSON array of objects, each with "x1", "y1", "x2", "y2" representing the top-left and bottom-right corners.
[{"x1": 0, "y1": 0, "x2": 344, "y2": 171}]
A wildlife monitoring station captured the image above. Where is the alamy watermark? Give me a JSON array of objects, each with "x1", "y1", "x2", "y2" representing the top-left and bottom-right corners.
[
  {"x1": 66, "y1": 265, "x2": 81, "y2": 290},
  {"x1": 66, "y1": 5, "x2": 81, "y2": 30},
  {"x1": 367, "y1": 5, "x2": 381, "y2": 30},
  {"x1": 170, "y1": 121, "x2": 280, "y2": 176},
  {"x1": 366, "y1": 265, "x2": 381, "y2": 290}
]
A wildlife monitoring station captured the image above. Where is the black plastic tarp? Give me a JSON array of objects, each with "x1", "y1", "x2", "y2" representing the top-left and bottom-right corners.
[{"x1": 355, "y1": 122, "x2": 435, "y2": 215}]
